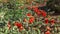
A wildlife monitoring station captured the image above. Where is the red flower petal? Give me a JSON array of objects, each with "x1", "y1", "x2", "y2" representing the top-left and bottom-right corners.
[
  {"x1": 29, "y1": 17, "x2": 35, "y2": 24},
  {"x1": 14, "y1": 22, "x2": 22, "y2": 28},
  {"x1": 33, "y1": 7, "x2": 39, "y2": 13},
  {"x1": 41, "y1": 10, "x2": 47, "y2": 17},
  {"x1": 50, "y1": 19, "x2": 55, "y2": 24},
  {"x1": 45, "y1": 18, "x2": 49, "y2": 24},
  {"x1": 26, "y1": 13, "x2": 32, "y2": 17},
  {"x1": 45, "y1": 31, "x2": 50, "y2": 34},
  {"x1": 37, "y1": 11, "x2": 41, "y2": 15}
]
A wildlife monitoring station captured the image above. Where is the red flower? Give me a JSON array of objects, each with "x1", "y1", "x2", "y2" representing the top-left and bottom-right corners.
[
  {"x1": 36, "y1": 11, "x2": 41, "y2": 15},
  {"x1": 41, "y1": 10, "x2": 47, "y2": 17},
  {"x1": 33, "y1": 7, "x2": 46, "y2": 17},
  {"x1": 45, "y1": 18, "x2": 49, "y2": 24},
  {"x1": 33, "y1": 7, "x2": 39, "y2": 13},
  {"x1": 29, "y1": 17, "x2": 35, "y2": 24},
  {"x1": 7, "y1": 21, "x2": 11, "y2": 29},
  {"x1": 50, "y1": 19, "x2": 55, "y2": 25},
  {"x1": 14, "y1": 22, "x2": 24, "y2": 31},
  {"x1": 26, "y1": 13, "x2": 32, "y2": 17},
  {"x1": 45, "y1": 31, "x2": 50, "y2": 34},
  {"x1": 14, "y1": 22, "x2": 23, "y2": 28},
  {"x1": 33, "y1": 7, "x2": 41, "y2": 16}
]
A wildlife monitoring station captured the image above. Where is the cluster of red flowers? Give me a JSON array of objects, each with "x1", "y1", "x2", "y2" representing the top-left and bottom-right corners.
[
  {"x1": 45, "y1": 26, "x2": 51, "y2": 34},
  {"x1": 27, "y1": 6, "x2": 47, "y2": 17},
  {"x1": 32, "y1": 7, "x2": 41, "y2": 15},
  {"x1": 14, "y1": 22, "x2": 24, "y2": 31},
  {"x1": 29, "y1": 17, "x2": 35, "y2": 24},
  {"x1": 44, "y1": 18, "x2": 55, "y2": 25},
  {"x1": 40, "y1": 10, "x2": 47, "y2": 17},
  {"x1": 32, "y1": 6, "x2": 47, "y2": 17},
  {"x1": 26, "y1": 13, "x2": 35, "y2": 24},
  {"x1": 7, "y1": 4, "x2": 55, "y2": 33},
  {"x1": 7, "y1": 21, "x2": 24, "y2": 31}
]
